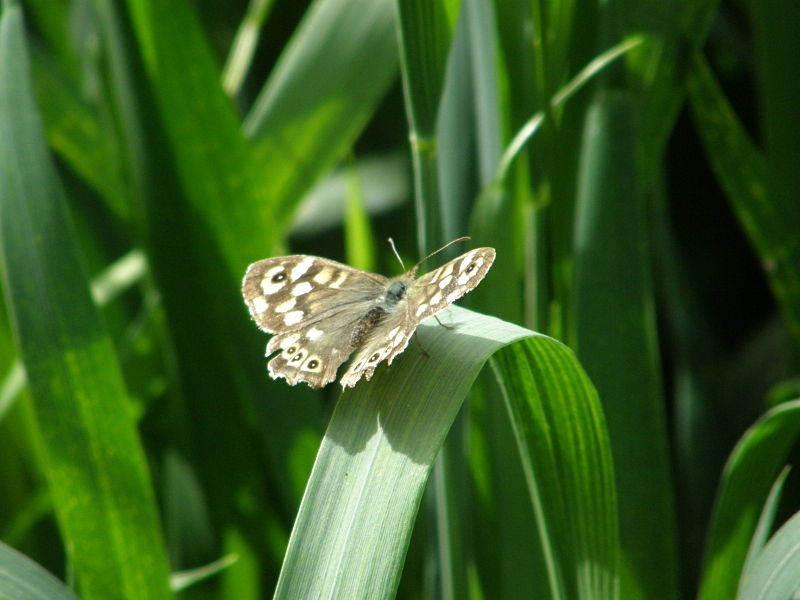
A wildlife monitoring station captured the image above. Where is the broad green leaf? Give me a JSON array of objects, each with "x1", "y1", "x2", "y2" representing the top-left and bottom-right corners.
[
  {"x1": 244, "y1": 0, "x2": 399, "y2": 230},
  {"x1": 0, "y1": 541, "x2": 79, "y2": 600},
  {"x1": 0, "y1": 5, "x2": 172, "y2": 599},
  {"x1": 491, "y1": 336, "x2": 617, "y2": 600},
  {"x1": 274, "y1": 306, "x2": 616, "y2": 599},
  {"x1": 698, "y1": 399, "x2": 800, "y2": 600},
  {"x1": 737, "y1": 507, "x2": 800, "y2": 600},
  {"x1": 573, "y1": 91, "x2": 678, "y2": 600},
  {"x1": 687, "y1": 53, "x2": 800, "y2": 344},
  {"x1": 125, "y1": 0, "x2": 323, "y2": 528}
]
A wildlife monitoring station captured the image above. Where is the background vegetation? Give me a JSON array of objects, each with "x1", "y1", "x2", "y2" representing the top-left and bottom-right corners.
[{"x1": 1, "y1": 0, "x2": 799, "y2": 598}]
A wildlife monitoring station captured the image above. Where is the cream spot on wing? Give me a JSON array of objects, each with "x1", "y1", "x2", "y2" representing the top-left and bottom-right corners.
[
  {"x1": 458, "y1": 256, "x2": 485, "y2": 284},
  {"x1": 441, "y1": 262, "x2": 454, "y2": 277},
  {"x1": 291, "y1": 258, "x2": 314, "y2": 281},
  {"x1": 446, "y1": 290, "x2": 460, "y2": 304},
  {"x1": 313, "y1": 268, "x2": 333, "y2": 284},
  {"x1": 430, "y1": 291, "x2": 442, "y2": 305},
  {"x1": 438, "y1": 275, "x2": 453, "y2": 289},
  {"x1": 458, "y1": 251, "x2": 477, "y2": 273},
  {"x1": 276, "y1": 298, "x2": 296, "y2": 313},
  {"x1": 307, "y1": 327, "x2": 324, "y2": 341},
  {"x1": 393, "y1": 331, "x2": 405, "y2": 346},
  {"x1": 329, "y1": 272, "x2": 348, "y2": 289},
  {"x1": 284, "y1": 310, "x2": 304, "y2": 326},
  {"x1": 260, "y1": 267, "x2": 287, "y2": 295},
  {"x1": 416, "y1": 303, "x2": 428, "y2": 317},
  {"x1": 252, "y1": 297, "x2": 269, "y2": 314},
  {"x1": 388, "y1": 326, "x2": 400, "y2": 339},
  {"x1": 279, "y1": 334, "x2": 301, "y2": 350},
  {"x1": 292, "y1": 281, "x2": 313, "y2": 296}
]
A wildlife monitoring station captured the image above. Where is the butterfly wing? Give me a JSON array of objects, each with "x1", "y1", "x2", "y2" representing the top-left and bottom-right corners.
[
  {"x1": 242, "y1": 255, "x2": 388, "y2": 388},
  {"x1": 340, "y1": 247, "x2": 496, "y2": 388}
]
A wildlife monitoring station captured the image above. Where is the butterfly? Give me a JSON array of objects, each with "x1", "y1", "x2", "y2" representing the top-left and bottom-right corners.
[{"x1": 242, "y1": 238, "x2": 495, "y2": 389}]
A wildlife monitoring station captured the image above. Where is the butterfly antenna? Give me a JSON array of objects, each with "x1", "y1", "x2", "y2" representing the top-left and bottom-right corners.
[
  {"x1": 413, "y1": 236, "x2": 471, "y2": 271},
  {"x1": 388, "y1": 238, "x2": 406, "y2": 270}
]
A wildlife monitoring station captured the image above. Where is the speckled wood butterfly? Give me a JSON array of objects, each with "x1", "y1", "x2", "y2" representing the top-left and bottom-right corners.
[{"x1": 242, "y1": 238, "x2": 495, "y2": 388}]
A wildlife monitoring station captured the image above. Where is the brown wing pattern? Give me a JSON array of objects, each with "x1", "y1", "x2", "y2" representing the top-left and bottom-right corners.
[{"x1": 242, "y1": 255, "x2": 387, "y2": 388}]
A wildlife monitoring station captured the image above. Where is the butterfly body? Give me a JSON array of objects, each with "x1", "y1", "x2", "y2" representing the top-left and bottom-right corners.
[{"x1": 242, "y1": 246, "x2": 495, "y2": 388}]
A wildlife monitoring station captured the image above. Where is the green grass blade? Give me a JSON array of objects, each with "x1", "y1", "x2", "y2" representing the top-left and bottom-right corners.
[
  {"x1": 491, "y1": 337, "x2": 617, "y2": 600},
  {"x1": 573, "y1": 91, "x2": 678, "y2": 600},
  {"x1": 0, "y1": 6, "x2": 172, "y2": 598},
  {"x1": 687, "y1": 53, "x2": 800, "y2": 344},
  {"x1": 0, "y1": 541, "x2": 79, "y2": 600},
  {"x1": 125, "y1": 0, "x2": 280, "y2": 271},
  {"x1": 698, "y1": 399, "x2": 800, "y2": 600},
  {"x1": 222, "y1": 0, "x2": 277, "y2": 96},
  {"x1": 396, "y1": 0, "x2": 461, "y2": 252},
  {"x1": 30, "y1": 52, "x2": 130, "y2": 221},
  {"x1": 396, "y1": 0, "x2": 460, "y2": 138},
  {"x1": 273, "y1": 307, "x2": 534, "y2": 599},
  {"x1": 244, "y1": 0, "x2": 399, "y2": 228}
]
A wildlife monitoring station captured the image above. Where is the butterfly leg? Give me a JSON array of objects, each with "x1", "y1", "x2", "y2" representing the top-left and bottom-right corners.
[
  {"x1": 413, "y1": 331, "x2": 430, "y2": 357},
  {"x1": 433, "y1": 315, "x2": 453, "y2": 330}
]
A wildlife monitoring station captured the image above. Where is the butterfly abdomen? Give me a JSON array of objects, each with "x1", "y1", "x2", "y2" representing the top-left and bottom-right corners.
[{"x1": 350, "y1": 307, "x2": 388, "y2": 348}]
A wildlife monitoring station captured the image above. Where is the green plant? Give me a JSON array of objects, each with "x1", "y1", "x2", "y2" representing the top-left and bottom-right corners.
[{"x1": 1, "y1": 0, "x2": 798, "y2": 598}]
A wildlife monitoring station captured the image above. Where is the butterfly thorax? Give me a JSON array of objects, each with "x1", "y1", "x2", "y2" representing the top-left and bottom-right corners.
[{"x1": 385, "y1": 278, "x2": 410, "y2": 306}]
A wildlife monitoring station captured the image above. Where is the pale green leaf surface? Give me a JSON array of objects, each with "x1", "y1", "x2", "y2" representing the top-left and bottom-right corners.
[
  {"x1": 0, "y1": 541, "x2": 78, "y2": 600},
  {"x1": 274, "y1": 307, "x2": 531, "y2": 599},
  {"x1": 699, "y1": 399, "x2": 800, "y2": 600},
  {"x1": 274, "y1": 306, "x2": 616, "y2": 599},
  {"x1": 737, "y1": 507, "x2": 800, "y2": 600},
  {"x1": 742, "y1": 467, "x2": 790, "y2": 579},
  {"x1": 0, "y1": 6, "x2": 172, "y2": 598}
]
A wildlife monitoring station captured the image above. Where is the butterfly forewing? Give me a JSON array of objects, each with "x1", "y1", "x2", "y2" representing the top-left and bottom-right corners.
[{"x1": 243, "y1": 245, "x2": 496, "y2": 389}]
